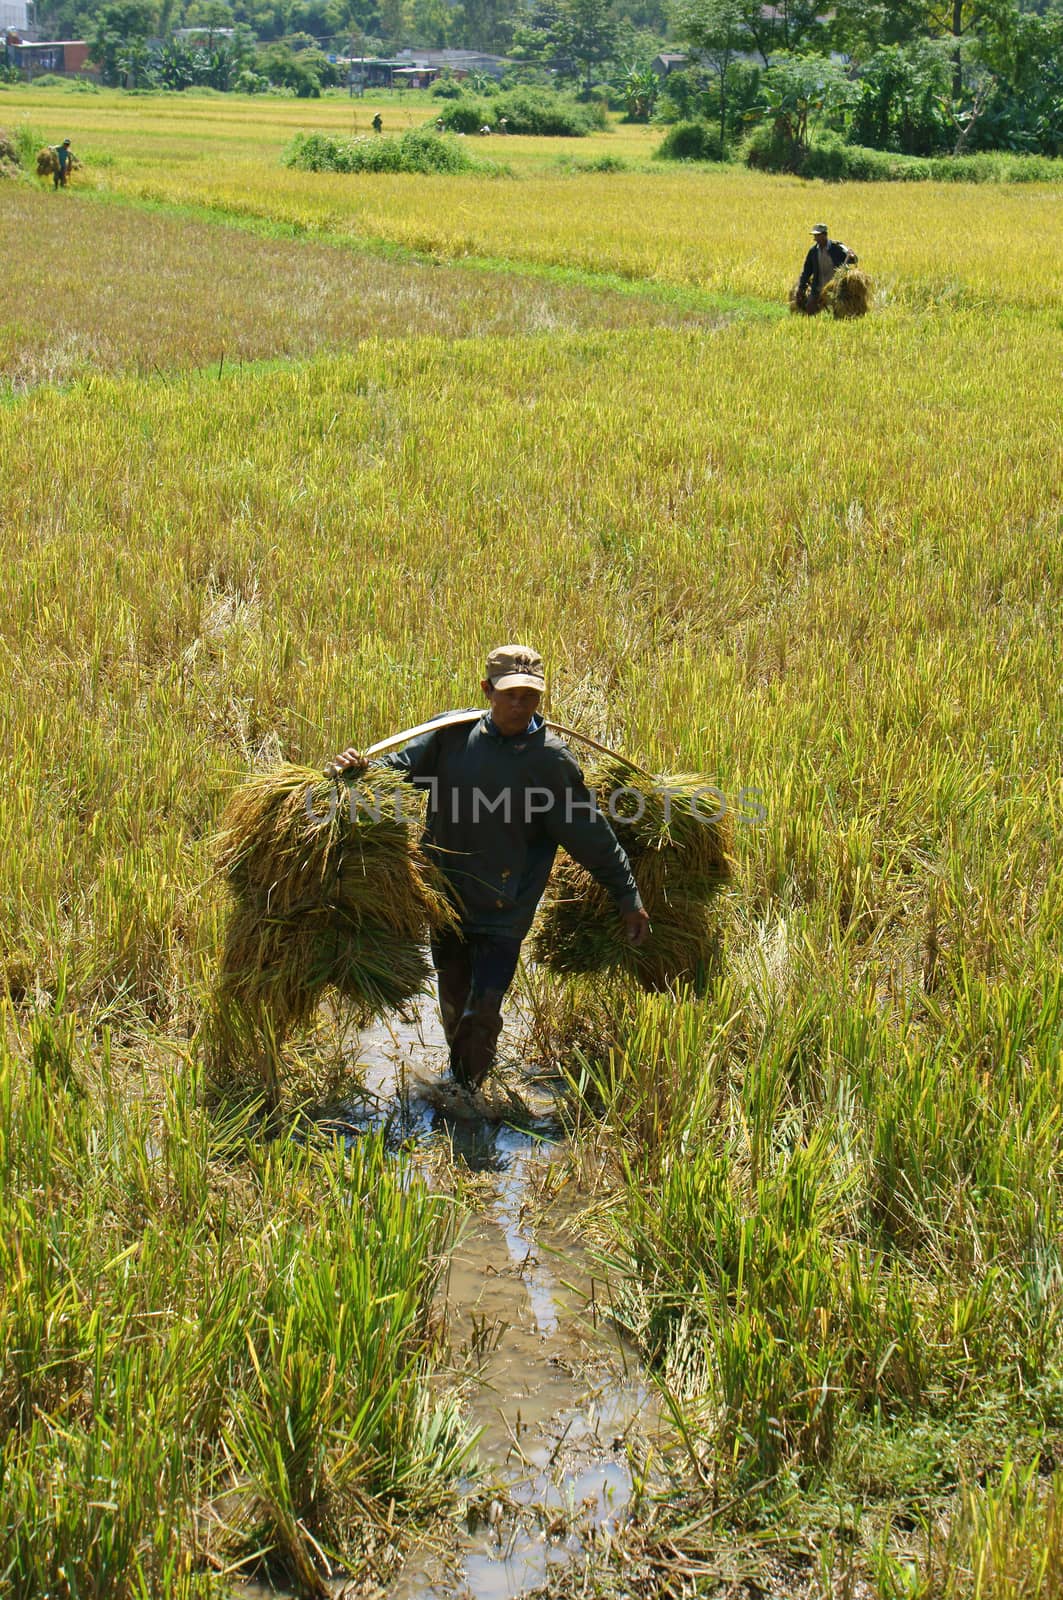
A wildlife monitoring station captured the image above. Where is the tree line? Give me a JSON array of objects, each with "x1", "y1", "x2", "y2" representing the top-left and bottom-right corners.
[{"x1": 27, "y1": 0, "x2": 1063, "y2": 156}]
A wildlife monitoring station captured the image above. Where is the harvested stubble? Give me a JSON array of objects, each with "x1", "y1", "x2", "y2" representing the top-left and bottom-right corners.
[
  {"x1": 531, "y1": 763, "x2": 732, "y2": 990},
  {"x1": 821, "y1": 267, "x2": 872, "y2": 319},
  {"x1": 211, "y1": 764, "x2": 456, "y2": 1098}
]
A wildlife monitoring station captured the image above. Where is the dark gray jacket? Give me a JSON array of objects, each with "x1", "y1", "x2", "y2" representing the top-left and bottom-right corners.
[
  {"x1": 798, "y1": 238, "x2": 856, "y2": 296},
  {"x1": 381, "y1": 711, "x2": 642, "y2": 938}
]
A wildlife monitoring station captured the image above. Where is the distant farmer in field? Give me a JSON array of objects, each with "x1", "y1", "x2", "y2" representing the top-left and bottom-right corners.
[
  {"x1": 52, "y1": 138, "x2": 74, "y2": 188},
  {"x1": 371, "y1": 113, "x2": 383, "y2": 134},
  {"x1": 329, "y1": 645, "x2": 650, "y2": 1089},
  {"x1": 795, "y1": 222, "x2": 857, "y2": 314}
]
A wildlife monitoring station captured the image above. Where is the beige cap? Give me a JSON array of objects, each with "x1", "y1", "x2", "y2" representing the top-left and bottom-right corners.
[{"x1": 485, "y1": 644, "x2": 546, "y2": 692}]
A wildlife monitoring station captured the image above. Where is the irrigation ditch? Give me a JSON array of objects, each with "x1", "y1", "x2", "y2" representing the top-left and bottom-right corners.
[{"x1": 251, "y1": 996, "x2": 667, "y2": 1600}]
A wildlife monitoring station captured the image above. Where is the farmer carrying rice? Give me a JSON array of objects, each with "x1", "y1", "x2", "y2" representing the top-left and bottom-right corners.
[
  {"x1": 795, "y1": 222, "x2": 858, "y2": 314},
  {"x1": 51, "y1": 138, "x2": 74, "y2": 188},
  {"x1": 330, "y1": 645, "x2": 651, "y2": 1089}
]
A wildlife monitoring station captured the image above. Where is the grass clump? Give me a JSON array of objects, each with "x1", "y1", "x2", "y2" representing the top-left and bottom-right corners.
[
  {"x1": 211, "y1": 765, "x2": 456, "y2": 1105},
  {"x1": 284, "y1": 128, "x2": 480, "y2": 176},
  {"x1": 531, "y1": 762, "x2": 732, "y2": 991}
]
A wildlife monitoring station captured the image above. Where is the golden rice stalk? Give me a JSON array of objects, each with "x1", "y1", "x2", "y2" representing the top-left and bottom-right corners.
[
  {"x1": 531, "y1": 765, "x2": 732, "y2": 990},
  {"x1": 822, "y1": 268, "x2": 872, "y2": 319},
  {"x1": 210, "y1": 764, "x2": 457, "y2": 1095},
  {"x1": 36, "y1": 147, "x2": 59, "y2": 178}
]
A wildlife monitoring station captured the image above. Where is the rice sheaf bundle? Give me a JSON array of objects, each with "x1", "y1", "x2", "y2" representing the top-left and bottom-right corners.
[
  {"x1": 36, "y1": 147, "x2": 59, "y2": 178},
  {"x1": 788, "y1": 279, "x2": 815, "y2": 315},
  {"x1": 531, "y1": 762, "x2": 733, "y2": 991},
  {"x1": 821, "y1": 267, "x2": 872, "y2": 319},
  {"x1": 213, "y1": 764, "x2": 455, "y2": 1048}
]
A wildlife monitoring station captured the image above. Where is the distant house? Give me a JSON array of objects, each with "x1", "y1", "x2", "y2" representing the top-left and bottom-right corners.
[
  {"x1": 355, "y1": 58, "x2": 429, "y2": 87},
  {"x1": 391, "y1": 64, "x2": 438, "y2": 88},
  {"x1": 10, "y1": 38, "x2": 92, "y2": 75},
  {"x1": 651, "y1": 52, "x2": 688, "y2": 79},
  {"x1": 349, "y1": 51, "x2": 508, "y2": 89},
  {"x1": 396, "y1": 48, "x2": 508, "y2": 79}
]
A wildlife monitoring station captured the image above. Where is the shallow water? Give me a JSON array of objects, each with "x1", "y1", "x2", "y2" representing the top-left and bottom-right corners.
[
  {"x1": 241, "y1": 995, "x2": 660, "y2": 1600},
  {"x1": 354, "y1": 1000, "x2": 660, "y2": 1600}
]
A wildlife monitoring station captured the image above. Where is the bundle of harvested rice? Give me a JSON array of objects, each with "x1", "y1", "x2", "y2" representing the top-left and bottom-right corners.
[
  {"x1": 821, "y1": 267, "x2": 872, "y2": 319},
  {"x1": 788, "y1": 279, "x2": 818, "y2": 316},
  {"x1": 531, "y1": 762, "x2": 733, "y2": 990},
  {"x1": 36, "y1": 147, "x2": 59, "y2": 179},
  {"x1": 211, "y1": 764, "x2": 456, "y2": 1091}
]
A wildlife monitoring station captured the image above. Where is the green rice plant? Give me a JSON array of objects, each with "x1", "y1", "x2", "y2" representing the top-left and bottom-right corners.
[
  {"x1": 0, "y1": 1023, "x2": 468, "y2": 1593},
  {"x1": 0, "y1": 1416, "x2": 223, "y2": 1600}
]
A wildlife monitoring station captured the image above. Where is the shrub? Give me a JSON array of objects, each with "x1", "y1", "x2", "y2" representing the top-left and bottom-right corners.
[
  {"x1": 654, "y1": 119, "x2": 724, "y2": 163},
  {"x1": 492, "y1": 87, "x2": 601, "y2": 137},
  {"x1": 435, "y1": 98, "x2": 488, "y2": 134},
  {"x1": 801, "y1": 134, "x2": 914, "y2": 180},
  {"x1": 283, "y1": 128, "x2": 479, "y2": 175},
  {"x1": 430, "y1": 74, "x2": 463, "y2": 99},
  {"x1": 652, "y1": 67, "x2": 703, "y2": 122},
  {"x1": 745, "y1": 127, "x2": 1063, "y2": 182},
  {"x1": 741, "y1": 118, "x2": 804, "y2": 171}
]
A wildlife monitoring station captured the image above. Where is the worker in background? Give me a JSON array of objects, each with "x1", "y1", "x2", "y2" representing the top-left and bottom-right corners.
[
  {"x1": 371, "y1": 112, "x2": 382, "y2": 133},
  {"x1": 329, "y1": 645, "x2": 650, "y2": 1090},
  {"x1": 52, "y1": 137, "x2": 74, "y2": 188},
  {"x1": 796, "y1": 223, "x2": 857, "y2": 313}
]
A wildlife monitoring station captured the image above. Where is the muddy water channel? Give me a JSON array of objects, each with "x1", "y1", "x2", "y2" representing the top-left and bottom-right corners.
[{"x1": 349, "y1": 1003, "x2": 662, "y2": 1600}]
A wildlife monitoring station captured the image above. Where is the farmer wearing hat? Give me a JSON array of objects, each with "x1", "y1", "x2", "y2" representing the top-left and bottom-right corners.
[
  {"x1": 51, "y1": 138, "x2": 74, "y2": 188},
  {"x1": 796, "y1": 223, "x2": 858, "y2": 313},
  {"x1": 331, "y1": 646, "x2": 650, "y2": 1088}
]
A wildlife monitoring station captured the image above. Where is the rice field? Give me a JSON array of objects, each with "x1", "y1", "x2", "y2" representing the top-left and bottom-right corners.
[
  {"x1": 2, "y1": 83, "x2": 1063, "y2": 1598},
  {"x1": 0, "y1": 186, "x2": 728, "y2": 394},
  {"x1": 5, "y1": 85, "x2": 1063, "y2": 306}
]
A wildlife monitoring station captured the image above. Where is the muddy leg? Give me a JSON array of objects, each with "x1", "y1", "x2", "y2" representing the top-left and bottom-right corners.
[{"x1": 449, "y1": 991, "x2": 505, "y2": 1090}]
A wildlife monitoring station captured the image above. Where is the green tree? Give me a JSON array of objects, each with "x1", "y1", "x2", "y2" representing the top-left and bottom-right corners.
[
  {"x1": 88, "y1": 0, "x2": 157, "y2": 85},
  {"x1": 670, "y1": 0, "x2": 745, "y2": 147},
  {"x1": 739, "y1": 0, "x2": 823, "y2": 65},
  {"x1": 513, "y1": 0, "x2": 619, "y2": 92},
  {"x1": 622, "y1": 59, "x2": 658, "y2": 117},
  {"x1": 460, "y1": 0, "x2": 514, "y2": 50},
  {"x1": 754, "y1": 50, "x2": 850, "y2": 159}
]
